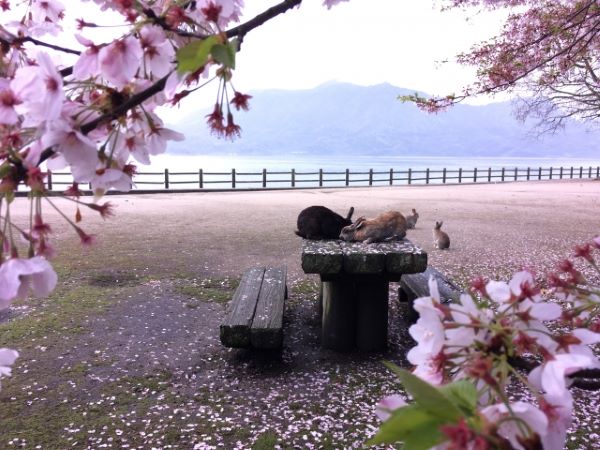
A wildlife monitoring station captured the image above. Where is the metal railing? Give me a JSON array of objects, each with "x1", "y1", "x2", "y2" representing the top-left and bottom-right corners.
[{"x1": 45, "y1": 165, "x2": 600, "y2": 191}]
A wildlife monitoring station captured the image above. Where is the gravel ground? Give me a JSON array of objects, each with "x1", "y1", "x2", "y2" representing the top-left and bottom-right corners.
[{"x1": 1, "y1": 179, "x2": 599, "y2": 449}]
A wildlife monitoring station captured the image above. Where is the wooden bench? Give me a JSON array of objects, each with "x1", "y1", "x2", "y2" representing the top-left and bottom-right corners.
[
  {"x1": 220, "y1": 266, "x2": 287, "y2": 350},
  {"x1": 398, "y1": 266, "x2": 463, "y2": 324}
]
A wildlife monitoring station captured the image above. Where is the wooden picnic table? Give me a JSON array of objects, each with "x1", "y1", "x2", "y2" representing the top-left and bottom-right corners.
[{"x1": 301, "y1": 239, "x2": 427, "y2": 352}]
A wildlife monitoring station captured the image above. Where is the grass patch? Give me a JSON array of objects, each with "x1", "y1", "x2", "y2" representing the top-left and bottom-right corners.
[
  {"x1": 176, "y1": 276, "x2": 239, "y2": 304},
  {"x1": 0, "y1": 283, "x2": 116, "y2": 349},
  {"x1": 291, "y1": 279, "x2": 319, "y2": 296},
  {"x1": 252, "y1": 431, "x2": 278, "y2": 449}
]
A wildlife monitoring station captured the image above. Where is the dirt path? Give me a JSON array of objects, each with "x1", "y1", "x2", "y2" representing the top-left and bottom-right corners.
[{"x1": 1, "y1": 180, "x2": 599, "y2": 449}]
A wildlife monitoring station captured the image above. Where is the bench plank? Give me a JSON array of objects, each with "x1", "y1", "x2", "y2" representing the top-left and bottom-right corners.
[
  {"x1": 399, "y1": 266, "x2": 463, "y2": 324},
  {"x1": 220, "y1": 267, "x2": 265, "y2": 348},
  {"x1": 251, "y1": 266, "x2": 287, "y2": 349}
]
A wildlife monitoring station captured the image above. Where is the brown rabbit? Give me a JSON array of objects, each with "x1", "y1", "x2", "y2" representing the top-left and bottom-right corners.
[
  {"x1": 433, "y1": 221, "x2": 450, "y2": 249},
  {"x1": 339, "y1": 211, "x2": 407, "y2": 244},
  {"x1": 406, "y1": 208, "x2": 419, "y2": 229}
]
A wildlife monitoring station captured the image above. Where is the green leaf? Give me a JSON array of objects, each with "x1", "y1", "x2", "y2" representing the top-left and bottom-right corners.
[
  {"x1": 439, "y1": 380, "x2": 478, "y2": 416},
  {"x1": 176, "y1": 36, "x2": 219, "y2": 74},
  {"x1": 210, "y1": 41, "x2": 236, "y2": 69},
  {"x1": 383, "y1": 362, "x2": 462, "y2": 422},
  {"x1": 402, "y1": 425, "x2": 446, "y2": 450},
  {"x1": 368, "y1": 404, "x2": 436, "y2": 445}
]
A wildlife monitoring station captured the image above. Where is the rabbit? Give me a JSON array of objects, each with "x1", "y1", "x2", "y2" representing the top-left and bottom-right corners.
[
  {"x1": 339, "y1": 210, "x2": 407, "y2": 244},
  {"x1": 405, "y1": 208, "x2": 419, "y2": 229},
  {"x1": 295, "y1": 206, "x2": 354, "y2": 240},
  {"x1": 433, "y1": 221, "x2": 450, "y2": 249}
]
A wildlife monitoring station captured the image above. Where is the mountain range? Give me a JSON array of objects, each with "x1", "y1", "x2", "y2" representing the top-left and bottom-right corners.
[{"x1": 166, "y1": 82, "x2": 600, "y2": 158}]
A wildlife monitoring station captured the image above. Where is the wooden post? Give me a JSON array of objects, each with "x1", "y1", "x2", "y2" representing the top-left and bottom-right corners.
[
  {"x1": 345, "y1": 168, "x2": 350, "y2": 186},
  {"x1": 538, "y1": 167, "x2": 542, "y2": 180},
  {"x1": 291, "y1": 168, "x2": 296, "y2": 188},
  {"x1": 559, "y1": 167, "x2": 563, "y2": 179},
  {"x1": 570, "y1": 166, "x2": 574, "y2": 178},
  {"x1": 426, "y1": 168, "x2": 430, "y2": 184},
  {"x1": 231, "y1": 168, "x2": 236, "y2": 189},
  {"x1": 527, "y1": 167, "x2": 530, "y2": 180},
  {"x1": 199, "y1": 169, "x2": 203, "y2": 188},
  {"x1": 319, "y1": 168, "x2": 323, "y2": 187},
  {"x1": 458, "y1": 168, "x2": 462, "y2": 184},
  {"x1": 164, "y1": 168, "x2": 169, "y2": 189},
  {"x1": 408, "y1": 168, "x2": 412, "y2": 185},
  {"x1": 473, "y1": 167, "x2": 478, "y2": 182},
  {"x1": 321, "y1": 278, "x2": 356, "y2": 351},
  {"x1": 589, "y1": 166, "x2": 593, "y2": 178},
  {"x1": 442, "y1": 168, "x2": 447, "y2": 183},
  {"x1": 355, "y1": 278, "x2": 389, "y2": 351},
  {"x1": 47, "y1": 171, "x2": 53, "y2": 191},
  {"x1": 579, "y1": 166, "x2": 583, "y2": 178},
  {"x1": 501, "y1": 167, "x2": 505, "y2": 182},
  {"x1": 597, "y1": 166, "x2": 599, "y2": 178},
  {"x1": 549, "y1": 167, "x2": 553, "y2": 180},
  {"x1": 389, "y1": 168, "x2": 394, "y2": 185},
  {"x1": 514, "y1": 167, "x2": 518, "y2": 181},
  {"x1": 262, "y1": 168, "x2": 267, "y2": 188},
  {"x1": 369, "y1": 168, "x2": 373, "y2": 186}
]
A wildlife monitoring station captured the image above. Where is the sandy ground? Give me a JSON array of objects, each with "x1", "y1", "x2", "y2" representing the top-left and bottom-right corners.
[
  {"x1": 13, "y1": 178, "x2": 599, "y2": 283},
  {"x1": 2, "y1": 179, "x2": 600, "y2": 449}
]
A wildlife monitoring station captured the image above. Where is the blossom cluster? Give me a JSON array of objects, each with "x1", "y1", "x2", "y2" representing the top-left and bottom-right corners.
[
  {"x1": 0, "y1": 0, "x2": 348, "y2": 388},
  {"x1": 374, "y1": 237, "x2": 600, "y2": 449}
]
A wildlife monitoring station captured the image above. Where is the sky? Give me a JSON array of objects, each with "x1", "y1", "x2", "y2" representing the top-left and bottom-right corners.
[
  {"x1": 176, "y1": 0, "x2": 511, "y2": 118},
  {"x1": 7, "y1": 1, "x2": 510, "y2": 117}
]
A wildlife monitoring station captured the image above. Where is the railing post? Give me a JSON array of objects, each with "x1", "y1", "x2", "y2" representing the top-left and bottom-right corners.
[
  {"x1": 514, "y1": 167, "x2": 518, "y2": 181},
  {"x1": 559, "y1": 167, "x2": 563, "y2": 179},
  {"x1": 231, "y1": 168, "x2": 236, "y2": 188},
  {"x1": 262, "y1": 168, "x2": 266, "y2": 188},
  {"x1": 47, "y1": 170, "x2": 53, "y2": 191},
  {"x1": 458, "y1": 168, "x2": 462, "y2": 184},
  {"x1": 549, "y1": 167, "x2": 553, "y2": 180},
  {"x1": 291, "y1": 168, "x2": 295, "y2": 188},
  {"x1": 345, "y1": 168, "x2": 349, "y2": 186},
  {"x1": 527, "y1": 167, "x2": 530, "y2": 180},
  {"x1": 319, "y1": 168, "x2": 323, "y2": 187},
  {"x1": 579, "y1": 166, "x2": 583, "y2": 178},
  {"x1": 473, "y1": 167, "x2": 478, "y2": 182},
  {"x1": 501, "y1": 167, "x2": 505, "y2": 182},
  {"x1": 570, "y1": 166, "x2": 574, "y2": 178},
  {"x1": 369, "y1": 168, "x2": 373, "y2": 186},
  {"x1": 442, "y1": 168, "x2": 447, "y2": 184},
  {"x1": 538, "y1": 167, "x2": 542, "y2": 180},
  {"x1": 589, "y1": 166, "x2": 592, "y2": 178},
  {"x1": 389, "y1": 168, "x2": 394, "y2": 185},
  {"x1": 408, "y1": 168, "x2": 412, "y2": 185},
  {"x1": 164, "y1": 168, "x2": 169, "y2": 189},
  {"x1": 426, "y1": 168, "x2": 430, "y2": 184},
  {"x1": 597, "y1": 166, "x2": 599, "y2": 178},
  {"x1": 199, "y1": 169, "x2": 203, "y2": 188}
]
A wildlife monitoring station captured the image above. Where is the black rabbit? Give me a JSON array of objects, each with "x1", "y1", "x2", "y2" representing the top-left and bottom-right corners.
[{"x1": 295, "y1": 206, "x2": 354, "y2": 240}]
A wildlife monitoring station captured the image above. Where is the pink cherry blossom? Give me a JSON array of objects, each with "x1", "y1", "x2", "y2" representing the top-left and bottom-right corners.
[
  {"x1": 73, "y1": 34, "x2": 101, "y2": 80},
  {"x1": 139, "y1": 26, "x2": 175, "y2": 78},
  {"x1": 0, "y1": 348, "x2": 19, "y2": 380},
  {"x1": 528, "y1": 353, "x2": 596, "y2": 398},
  {"x1": 322, "y1": 0, "x2": 349, "y2": 9},
  {"x1": 481, "y1": 401, "x2": 548, "y2": 450},
  {"x1": 31, "y1": 0, "x2": 65, "y2": 23},
  {"x1": 0, "y1": 257, "x2": 57, "y2": 308},
  {"x1": 90, "y1": 168, "x2": 133, "y2": 197},
  {"x1": 98, "y1": 36, "x2": 143, "y2": 89},
  {"x1": 0, "y1": 79, "x2": 20, "y2": 125},
  {"x1": 375, "y1": 394, "x2": 406, "y2": 421},
  {"x1": 11, "y1": 52, "x2": 64, "y2": 126}
]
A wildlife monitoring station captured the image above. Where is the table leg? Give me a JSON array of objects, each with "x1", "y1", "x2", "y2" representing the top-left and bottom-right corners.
[
  {"x1": 321, "y1": 278, "x2": 356, "y2": 351},
  {"x1": 355, "y1": 279, "x2": 389, "y2": 351}
]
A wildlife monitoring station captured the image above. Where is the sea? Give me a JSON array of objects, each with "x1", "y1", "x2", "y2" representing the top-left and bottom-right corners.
[{"x1": 49, "y1": 154, "x2": 600, "y2": 191}]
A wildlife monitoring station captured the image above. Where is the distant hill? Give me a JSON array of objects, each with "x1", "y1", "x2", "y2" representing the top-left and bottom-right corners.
[{"x1": 166, "y1": 82, "x2": 600, "y2": 158}]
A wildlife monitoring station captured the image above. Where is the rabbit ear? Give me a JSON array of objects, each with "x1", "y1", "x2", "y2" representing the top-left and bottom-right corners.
[{"x1": 346, "y1": 207, "x2": 355, "y2": 220}]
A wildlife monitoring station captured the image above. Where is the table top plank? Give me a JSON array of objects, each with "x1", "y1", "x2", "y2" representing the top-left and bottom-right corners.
[
  {"x1": 301, "y1": 240, "x2": 343, "y2": 274},
  {"x1": 301, "y1": 239, "x2": 427, "y2": 275}
]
